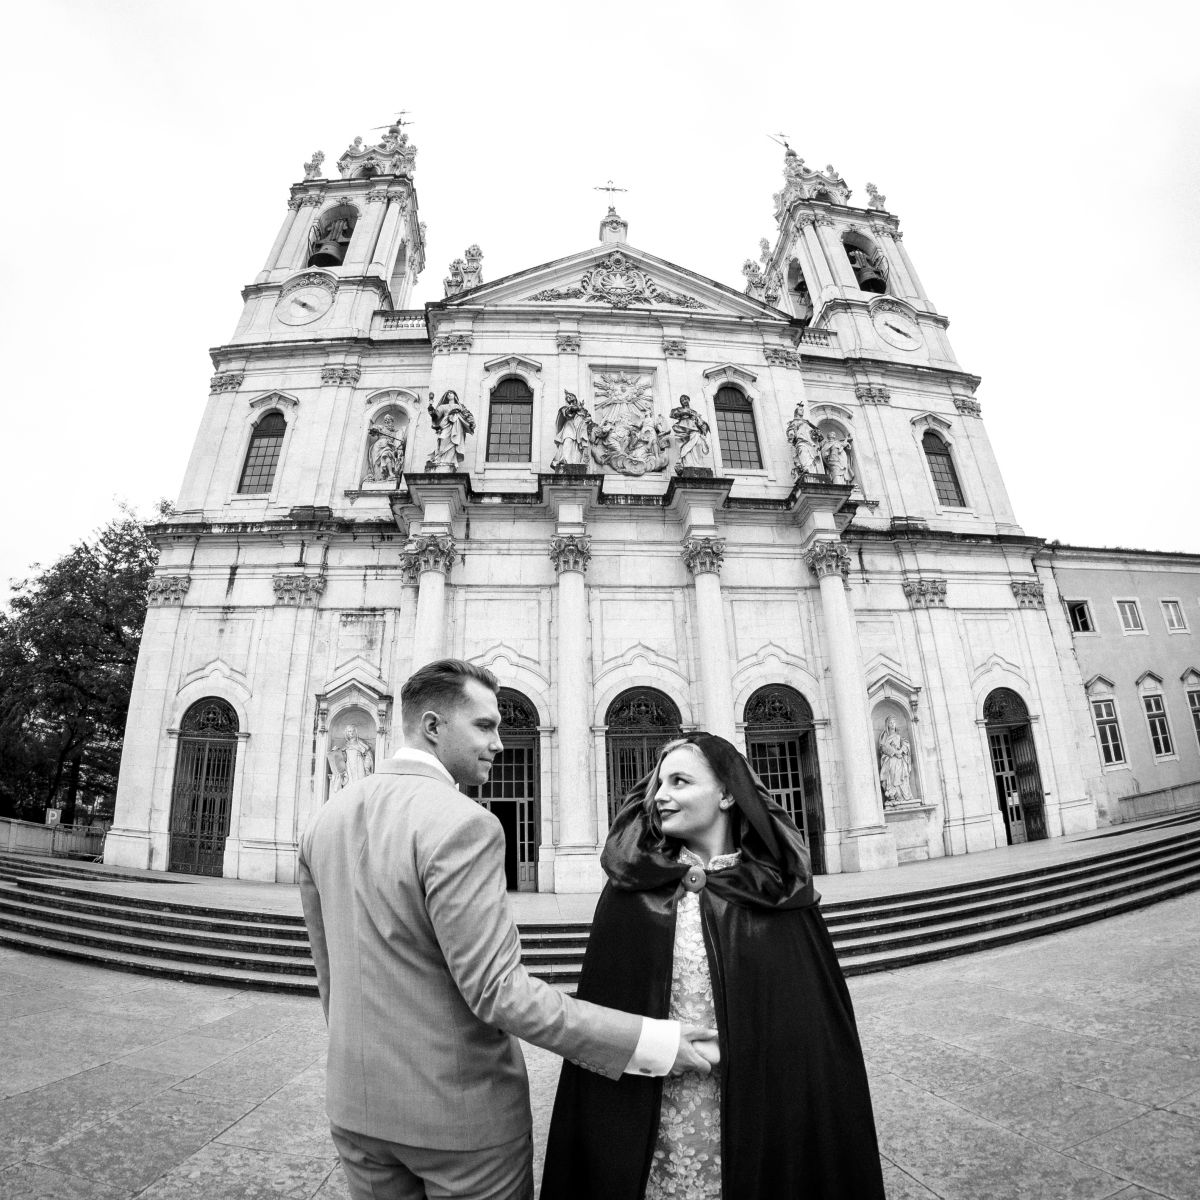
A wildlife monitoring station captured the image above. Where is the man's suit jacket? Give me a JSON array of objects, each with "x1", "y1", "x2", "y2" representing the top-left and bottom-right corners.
[{"x1": 298, "y1": 757, "x2": 643, "y2": 1150}]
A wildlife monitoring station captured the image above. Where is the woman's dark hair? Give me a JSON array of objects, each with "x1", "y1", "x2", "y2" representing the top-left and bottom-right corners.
[
  {"x1": 633, "y1": 737, "x2": 741, "y2": 852},
  {"x1": 400, "y1": 658, "x2": 499, "y2": 730}
]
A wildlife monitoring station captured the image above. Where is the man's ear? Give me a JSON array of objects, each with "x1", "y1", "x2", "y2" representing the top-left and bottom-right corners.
[{"x1": 419, "y1": 710, "x2": 440, "y2": 742}]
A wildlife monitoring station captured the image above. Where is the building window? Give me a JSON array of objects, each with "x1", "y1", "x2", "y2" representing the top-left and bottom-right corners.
[
  {"x1": 485, "y1": 377, "x2": 533, "y2": 462},
  {"x1": 237, "y1": 411, "x2": 286, "y2": 494},
  {"x1": 1067, "y1": 601, "x2": 1094, "y2": 634},
  {"x1": 1143, "y1": 694, "x2": 1174, "y2": 757},
  {"x1": 1117, "y1": 600, "x2": 1144, "y2": 632},
  {"x1": 922, "y1": 430, "x2": 966, "y2": 507},
  {"x1": 713, "y1": 386, "x2": 763, "y2": 469},
  {"x1": 1162, "y1": 600, "x2": 1188, "y2": 632},
  {"x1": 1091, "y1": 699, "x2": 1126, "y2": 766},
  {"x1": 1189, "y1": 689, "x2": 1200, "y2": 751}
]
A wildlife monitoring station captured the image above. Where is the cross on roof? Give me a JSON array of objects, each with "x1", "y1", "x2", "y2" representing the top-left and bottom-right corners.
[{"x1": 594, "y1": 179, "x2": 628, "y2": 201}]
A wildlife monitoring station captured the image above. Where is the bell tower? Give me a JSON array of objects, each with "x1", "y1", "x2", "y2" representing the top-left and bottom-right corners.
[
  {"x1": 754, "y1": 147, "x2": 958, "y2": 372},
  {"x1": 229, "y1": 118, "x2": 426, "y2": 344}
]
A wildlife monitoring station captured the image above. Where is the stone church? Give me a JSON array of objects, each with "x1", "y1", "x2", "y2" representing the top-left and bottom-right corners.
[{"x1": 105, "y1": 118, "x2": 1110, "y2": 890}]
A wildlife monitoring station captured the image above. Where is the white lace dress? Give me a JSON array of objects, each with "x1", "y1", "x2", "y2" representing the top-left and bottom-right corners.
[{"x1": 643, "y1": 847, "x2": 740, "y2": 1200}]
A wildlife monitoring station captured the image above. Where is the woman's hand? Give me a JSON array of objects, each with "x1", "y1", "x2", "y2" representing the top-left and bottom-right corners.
[{"x1": 670, "y1": 1025, "x2": 720, "y2": 1076}]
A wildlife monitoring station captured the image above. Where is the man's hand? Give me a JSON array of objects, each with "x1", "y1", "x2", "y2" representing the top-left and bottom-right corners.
[{"x1": 670, "y1": 1025, "x2": 720, "y2": 1076}]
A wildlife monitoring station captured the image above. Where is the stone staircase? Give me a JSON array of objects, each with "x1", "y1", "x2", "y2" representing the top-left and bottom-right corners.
[{"x1": 2, "y1": 820, "x2": 1199, "y2": 995}]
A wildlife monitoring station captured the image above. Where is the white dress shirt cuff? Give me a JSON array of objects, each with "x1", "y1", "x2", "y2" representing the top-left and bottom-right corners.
[{"x1": 623, "y1": 1018, "x2": 680, "y2": 1076}]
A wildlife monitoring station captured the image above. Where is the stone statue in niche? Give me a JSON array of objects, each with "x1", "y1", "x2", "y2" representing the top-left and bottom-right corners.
[
  {"x1": 327, "y1": 723, "x2": 376, "y2": 795},
  {"x1": 366, "y1": 413, "x2": 406, "y2": 482},
  {"x1": 822, "y1": 429, "x2": 854, "y2": 485},
  {"x1": 670, "y1": 395, "x2": 712, "y2": 473},
  {"x1": 551, "y1": 391, "x2": 592, "y2": 471},
  {"x1": 426, "y1": 390, "x2": 475, "y2": 472},
  {"x1": 878, "y1": 715, "x2": 916, "y2": 807},
  {"x1": 589, "y1": 372, "x2": 669, "y2": 475},
  {"x1": 786, "y1": 403, "x2": 824, "y2": 477}
]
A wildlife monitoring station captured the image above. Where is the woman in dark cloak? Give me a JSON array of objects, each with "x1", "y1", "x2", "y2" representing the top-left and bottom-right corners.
[{"x1": 540, "y1": 732, "x2": 885, "y2": 1200}]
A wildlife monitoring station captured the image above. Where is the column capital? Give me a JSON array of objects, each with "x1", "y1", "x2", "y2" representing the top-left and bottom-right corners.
[
  {"x1": 682, "y1": 535, "x2": 725, "y2": 576},
  {"x1": 273, "y1": 573, "x2": 326, "y2": 606},
  {"x1": 401, "y1": 534, "x2": 458, "y2": 583},
  {"x1": 903, "y1": 576, "x2": 947, "y2": 608},
  {"x1": 803, "y1": 539, "x2": 849, "y2": 581},
  {"x1": 321, "y1": 365, "x2": 361, "y2": 386},
  {"x1": 1011, "y1": 579, "x2": 1045, "y2": 609},
  {"x1": 147, "y1": 575, "x2": 191, "y2": 606},
  {"x1": 549, "y1": 533, "x2": 592, "y2": 575}
]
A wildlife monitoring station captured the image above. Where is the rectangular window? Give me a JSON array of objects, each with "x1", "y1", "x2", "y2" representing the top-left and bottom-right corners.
[
  {"x1": 1162, "y1": 600, "x2": 1188, "y2": 632},
  {"x1": 1143, "y1": 694, "x2": 1174, "y2": 757},
  {"x1": 1117, "y1": 600, "x2": 1144, "y2": 632},
  {"x1": 485, "y1": 401, "x2": 532, "y2": 462},
  {"x1": 1091, "y1": 699, "x2": 1125, "y2": 766},
  {"x1": 1067, "y1": 601, "x2": 1094, "y2": 634},
  {"x1": 1189, "y1": 690, "x2": 1200, "y2": 752}
]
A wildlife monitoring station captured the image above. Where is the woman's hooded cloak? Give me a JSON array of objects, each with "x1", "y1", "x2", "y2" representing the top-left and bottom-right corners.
[{"x1": 539, "y1": 734, "x2": 885, "y2": 1200}]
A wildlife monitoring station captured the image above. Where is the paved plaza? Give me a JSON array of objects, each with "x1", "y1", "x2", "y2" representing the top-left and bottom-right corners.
[{"x1": 1, "y1": 894, "x2": 1198, "y2": 1199}]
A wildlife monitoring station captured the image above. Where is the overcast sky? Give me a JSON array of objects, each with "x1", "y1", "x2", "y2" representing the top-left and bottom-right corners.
[{"x1": 2, "y1": 0, "x2": 1197, "y2": 602}]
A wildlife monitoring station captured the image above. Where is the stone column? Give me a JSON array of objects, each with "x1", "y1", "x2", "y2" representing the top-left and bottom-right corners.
[
  {"x1": 804, "y1": 539, "x2": 897, "y2": 871},
  {"x1": 549, "y1": 534, "x2": 593, "y2": 855},
  {"x1": 796, "y1": 217, "x2": 837, "y2": 293},
  {"x1": 402, "y1": 534, "x2": 458, "y2": 669},
  {"x1": 368, "y1": 192, "x2": 408, "y2": 276},
  {"x1": 343, "y1": 189, "x2": 389, "y2": 273},
  {"x1": 278, "y1": 195, "x2": 323, "y2": 273},
  {"x1": 682, "y1": 536, "x2": 737, "y2": 741}
]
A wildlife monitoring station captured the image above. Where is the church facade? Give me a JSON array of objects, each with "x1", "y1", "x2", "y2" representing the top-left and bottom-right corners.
[{"x1": 106, "y1": 122, "x2": 1112, "y2": 889}]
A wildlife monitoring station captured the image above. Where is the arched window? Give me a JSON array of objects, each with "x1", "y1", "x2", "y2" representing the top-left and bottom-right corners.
[
  {"x1": 604, "y1": 688, "x2": 683, "y2": 821},
  {"x1": 308, "y1": 204, "x2": 358, "y2": 267},
  {"x1": 237, "y1": 411, "x2": 286, "y2": 494},
  {"x1": 713, "y1": 386, "x2": 763, "y2": 470},
  {"x1": 922, "y1": 430, "x2": 966, "y2": 507},
  {"x1": 486, "y1": 376, "x2": 534, "y2": 462}
]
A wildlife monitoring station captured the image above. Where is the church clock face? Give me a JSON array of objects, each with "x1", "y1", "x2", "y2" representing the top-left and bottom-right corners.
[
  {"x1": 872, "y1": 307, "x2": 922, "y2": 350},
  {"x1": 276, "y1": 284, "x2": 334, "y2": 325}
]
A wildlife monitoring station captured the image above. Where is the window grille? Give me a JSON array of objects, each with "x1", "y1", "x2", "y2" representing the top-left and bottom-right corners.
[
  {"x1": 1143, "y1": 693, "x2": 1174, "y2": 757},
  {"x1": 1117, "y1": 600, "x2": 1144, "y2": 632},
  {"x1": 1189, "y1": 690, "x2": 1200, "y2": 752},
  {"x1": 922, "y1": 431, "x2": 965, "y2": 507},
  {"x1": 238, "y1": 411, "x2": 286, "y2": 493},
  {"x1": 1067, "y1": 601, "x2": 1094, "y2": 634},
  {"x1": 604, "y1": 688, "x2": 682, "y2": 822},
  {"x1": 486, "y1": 377, "x2": 533, "y2": 462},
  {"x1": 713, "y1": 386, "x2": 763, "y2": 470},
  {"x1": 1091, "y1": 699, "x2": 1125, "y2": 766}
]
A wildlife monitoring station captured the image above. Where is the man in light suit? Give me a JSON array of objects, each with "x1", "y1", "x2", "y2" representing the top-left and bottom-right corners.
[{"x1": 300, "y1": 659, "x2": 716, "y2": 1199}]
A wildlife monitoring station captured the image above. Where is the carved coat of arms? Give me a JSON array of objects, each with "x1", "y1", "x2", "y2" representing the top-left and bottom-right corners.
[
  {"x1": 589, "y1": 372, "x2": 670, "y2": 475},
  {"x1": 530, "y1": 253, "x2": 708, "y2": 311}
]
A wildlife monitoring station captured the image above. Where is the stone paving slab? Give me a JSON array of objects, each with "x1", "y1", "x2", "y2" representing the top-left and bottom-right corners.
[{"x1": 0, "y1": 895, "x2": 1198, "y2": 1198}]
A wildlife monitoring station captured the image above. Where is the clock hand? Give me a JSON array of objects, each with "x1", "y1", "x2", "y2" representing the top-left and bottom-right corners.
[{"x1": 885, "y1": 322, "x2": 911, "y2": 337}]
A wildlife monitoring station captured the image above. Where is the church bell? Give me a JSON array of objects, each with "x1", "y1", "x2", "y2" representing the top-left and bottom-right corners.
[{"x1": 308, "y1": 239, "x2": 346, "y2": 267}]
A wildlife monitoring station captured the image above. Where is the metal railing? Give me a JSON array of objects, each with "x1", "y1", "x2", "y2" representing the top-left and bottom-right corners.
[{"x1": 0, "y1": 816, "x2": 106, "y2": 859}]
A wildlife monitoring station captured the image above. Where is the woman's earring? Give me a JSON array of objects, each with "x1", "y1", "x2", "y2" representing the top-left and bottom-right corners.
[{"x1": 719, "y1": 797, "x2": 733, "y2": 810}]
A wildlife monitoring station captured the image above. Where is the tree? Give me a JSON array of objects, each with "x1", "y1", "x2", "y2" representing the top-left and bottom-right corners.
[{"x1": 0, "y1": 504, "x2": 164, "y2": 823}]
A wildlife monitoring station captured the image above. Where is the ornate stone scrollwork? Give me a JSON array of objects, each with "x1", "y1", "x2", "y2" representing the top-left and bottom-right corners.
[
  {"x1": 400, "y1": 534, "x2": 459, "y2": 582},
  {"x1": 147, "y1": 576, "x2": 191, "y2": 605},
  {"x1": 528, "y1": 251, "x2": 709, "y2": 310},
  {"x1": 855, "y1": 384, "x2": 891, "y2": 404},
  {"x1": 804, "y1": 541, "x2": 850, "y2": 581},
  {"x1": 432, "y1": 332, "x2": 473, "y2": 353},
  {"x1": 302, "y1": 194, "x2": 325, "y2": 207},
  {"x1": 273, "y1": 574, "x2": 326, "y2": 606},
  {"x1": 866, "y1": 182, "x2": 887, "y2": 210},
  {"x1": 366, "y1": 189, "x2": 391, "y2": 204},
  {"x1": 548, "y1": 534, "x2": 592, "y2": 575},
  {"x1": 588, "y1": 371, "x2": 669, "y2": 475},
  {"x1": 210, "y1": 372, "x2": 244, "y2": 393},
  {"x1": 682, "y1": 536, "x2": 725, "y2": 577},
  {"x1": 662, "y1": 339, "x2": 687, "y2": 359},
  {"x1": 556, "y1": 333, "x2": 581, "y2": 353},
  {"x1": 1011, "y1": 579, "x2": 1045, "y2": 609},
  {"x1": 903, "y1": 578, "x2": 948, "y2": 609},
  {"x1": 287, "y1": 196, "x2": 305, "y2": 210},
  {"x1": 321, "y1": 366, "x2": 361, "y2": 386},
  {"x1": 954, "y1": 397, "x2": 983, "y2": 416},
  {"x1": 764, "y1": 346, "x2": 801, "y2": 369},
  {"x1": 303, "y1": 150, "x2": 325, "y2": 180}
]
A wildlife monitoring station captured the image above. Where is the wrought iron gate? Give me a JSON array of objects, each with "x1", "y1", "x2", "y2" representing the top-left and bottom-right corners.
[
  {"x1": 604, "y1": 688, "x2": 683, "y2": 822},
  {"x1": 168, "y1": 699, "x2": 238, "y2": 876}
]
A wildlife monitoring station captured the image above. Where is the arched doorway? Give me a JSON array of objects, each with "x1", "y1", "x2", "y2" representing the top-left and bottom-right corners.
[
  {"x1": 984, "y1": 687, "x2": 1047, "y2": 844},
  {"x1": 472, "y1": 689, "x2": 541, "y2": 891},
  {"x1": 605, "y1": 688, "x2": 683, "y2": 822},
  {"x1": 168, "y1": 698, "x2": 239, "y2": 876},
  {"x1": 743, "y1": 685, "x2": 826, "y2": 873}
]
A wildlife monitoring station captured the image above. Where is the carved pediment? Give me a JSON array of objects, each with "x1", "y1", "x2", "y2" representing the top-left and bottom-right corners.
[{"x1": 526, "y1": 251, "x2": 709, "y2": 311}]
